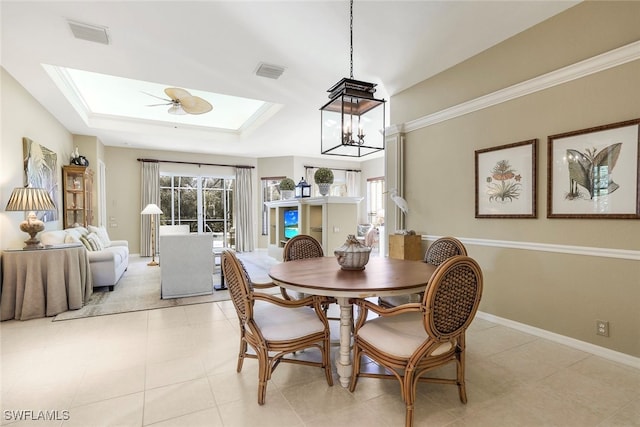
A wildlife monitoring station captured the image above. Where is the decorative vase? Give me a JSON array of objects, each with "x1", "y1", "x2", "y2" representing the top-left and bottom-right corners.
[
  {"x1": 334, "y1": 234, "x2": 372, "y2": 271},
  {"x1": 318, "y1": 183, "x2": 331, "y2": 196},
  {"x1": 281, "y1": 190, "x2": 295, "y2": 200}
]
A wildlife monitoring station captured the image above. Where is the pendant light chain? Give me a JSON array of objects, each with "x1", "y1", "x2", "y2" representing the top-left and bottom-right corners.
[{"x1": 349, "y1": 0, "x2": 354, "y2": 79}]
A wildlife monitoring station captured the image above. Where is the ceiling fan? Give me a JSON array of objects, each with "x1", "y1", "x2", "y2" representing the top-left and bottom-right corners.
[{"x1": 144, "y1": 87, "x2": 213, "y2": 115}]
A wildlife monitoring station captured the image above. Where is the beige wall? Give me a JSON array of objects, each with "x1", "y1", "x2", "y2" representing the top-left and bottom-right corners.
[
  {"x1": 391, "y1": 2, "x2": 640, "y2": 358},
  {"x1": 0, "y1": 68, "x2": 74, "y2": 249}
]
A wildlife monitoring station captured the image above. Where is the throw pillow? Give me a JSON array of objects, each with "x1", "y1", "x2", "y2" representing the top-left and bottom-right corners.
[
  {"x1": 64, "y1": 233, "x2": 81, "y2": 244},
  {"x1": 86, "y1": 232, "x2": 104, "y2": 251},
  {"x1": 88, "y1": 225, "x2": 112, "y2": 247},
  {"x1": 79, "y1": 235, "x2": 93, "y2": 251}
]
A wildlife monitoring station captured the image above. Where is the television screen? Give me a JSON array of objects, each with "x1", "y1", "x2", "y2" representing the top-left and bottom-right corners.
[
  {"x1": 284, "y1": 227, "x2": 299, "y2": 239},
  {"x1": 283, "y1": 209, "x2": 298, "y2": 227}
]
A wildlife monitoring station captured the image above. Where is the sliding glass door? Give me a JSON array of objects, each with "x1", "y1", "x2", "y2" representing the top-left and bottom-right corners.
[{"x1": 159, "y1": 174, "x2": 235, "y2": 248}]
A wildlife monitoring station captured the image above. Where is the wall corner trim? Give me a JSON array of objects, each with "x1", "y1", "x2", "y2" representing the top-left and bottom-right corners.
[{"x1": 398, "y1": 40, "x2": 640, "y2": 134}]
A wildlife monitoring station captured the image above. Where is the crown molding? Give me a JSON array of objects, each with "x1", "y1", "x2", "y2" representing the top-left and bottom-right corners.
[{"x1": 389, "y1": 40, "x2": 640, "y2": 135}]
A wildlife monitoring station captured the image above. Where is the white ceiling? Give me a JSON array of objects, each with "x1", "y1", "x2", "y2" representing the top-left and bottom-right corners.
[{"x1": 1, "y1": 1, "x2": 578, "y2": 161}]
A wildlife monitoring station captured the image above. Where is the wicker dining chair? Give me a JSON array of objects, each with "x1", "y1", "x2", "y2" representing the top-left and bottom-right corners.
[
  {"x1": 221, "y1": 250, "x2": 333, "y2": 405},
  {"x1": 349, "y1": 255, "x2": 483, "y2": 427},
  {"x1": 378, "y1": 236, "x2": 467, "y2": 308},
  {"x1": 281, "y1": 234, "x2": 324, "y2": 300}
]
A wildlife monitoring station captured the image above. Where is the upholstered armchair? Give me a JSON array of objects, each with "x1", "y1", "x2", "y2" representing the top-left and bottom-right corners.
[
  {"x1": 349, "y1": 255, "x2": 483, "y2": 427},
  {"x1": 220, "y1": 250, "x2": 333, "y2": 405}
]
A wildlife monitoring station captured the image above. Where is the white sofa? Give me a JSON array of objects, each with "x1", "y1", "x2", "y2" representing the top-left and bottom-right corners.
[{"x1": 40, "y1": 226, "x2": 129, "y2": 291}]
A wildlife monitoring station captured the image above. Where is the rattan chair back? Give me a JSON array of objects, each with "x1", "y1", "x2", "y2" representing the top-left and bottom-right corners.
[
  {"x1": 221, "y1": 250, "x2": 253, "y2": 324},
  {"x1": 378, "y1": 236, "x2": 467, "y2": 309},
  {"x1": 423, "y1": 255, "x2": 483, "y2": 340},
  {"x1": 283, "y1": 234, "x2": 324, "y2": 261},
  {"x1": 424, "y1": 236, "x2": 467, "y2": 266}
]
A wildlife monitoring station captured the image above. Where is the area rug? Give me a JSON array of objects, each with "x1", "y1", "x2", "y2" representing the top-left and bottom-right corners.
[{"x1": 53, "y1": 251, "x2": 279, "y2": 321}]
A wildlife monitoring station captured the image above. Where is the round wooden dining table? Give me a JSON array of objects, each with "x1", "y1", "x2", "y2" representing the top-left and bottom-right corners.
[{"x1": 269, "y1": 256, "x2": 437, "y2": 387}]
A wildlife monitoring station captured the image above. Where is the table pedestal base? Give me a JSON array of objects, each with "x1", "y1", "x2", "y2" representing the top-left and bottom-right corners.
[{"x1": 335, "y1": 297, "x2": 353, "y2": 387}]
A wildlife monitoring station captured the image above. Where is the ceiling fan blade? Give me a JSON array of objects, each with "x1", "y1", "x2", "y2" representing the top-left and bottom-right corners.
[
  {"x1": 164, "y1": 87, "x2": 191, "y2": 100},
  {"x1": 180, "y1": 95, "x2": 213, "y2": 114},
  {"x1": 146, "y1": 102, "x2": 172, "y2": 107},
  {"x1": 141, "y1": 91, "x2": 171, "y2": 102}
]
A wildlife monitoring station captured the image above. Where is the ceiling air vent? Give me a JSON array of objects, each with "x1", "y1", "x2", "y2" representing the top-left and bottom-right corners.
[
  {"x1": 68, "y1": 20, "x2": 110, "y2": 45},
  {"x1": 255, "y1": 63, "x2": 285, "y2": 80}
]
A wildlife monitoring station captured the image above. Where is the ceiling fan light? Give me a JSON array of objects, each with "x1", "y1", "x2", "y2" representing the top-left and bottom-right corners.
[{"x1": 168, "y1": 104, "x2": 186, "y2": 115}]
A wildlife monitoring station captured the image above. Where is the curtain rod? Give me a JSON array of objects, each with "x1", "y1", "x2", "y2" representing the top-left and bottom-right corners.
[
  {"x1": 137, "y1": 158, "x2": 254, "y2": 169},
  {"x1": 304, "y1": 165, "x2": 361, "y2": 173}
]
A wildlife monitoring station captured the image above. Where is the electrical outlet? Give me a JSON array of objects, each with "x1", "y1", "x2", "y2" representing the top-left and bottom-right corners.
[{"x1": 596, "y1": 320, "x2": 609, "y2": 337}]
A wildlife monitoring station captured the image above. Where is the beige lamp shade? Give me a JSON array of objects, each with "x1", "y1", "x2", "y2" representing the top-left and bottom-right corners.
[
  {"x1": 5, "y1": 187, "x2": 56, "y2": 249},
  {"x1": 5, "y1": 187, "x2": 56, "y2": 212},
  {"x1": 141, "y1": 203, "x2": 163, "y2": 215}
]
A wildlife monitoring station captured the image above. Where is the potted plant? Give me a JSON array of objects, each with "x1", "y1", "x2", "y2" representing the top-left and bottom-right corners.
[
  {"x1": 314, "y1": 168, "x2": 334, "y2": 196},
  {"x1": 279, "y1": 177, "x2": 296, "y2": 200}
]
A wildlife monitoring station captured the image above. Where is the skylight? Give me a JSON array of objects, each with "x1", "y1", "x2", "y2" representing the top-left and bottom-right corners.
[{"x1": 43, "y1": 65, "x2": 270, "y2": 132}]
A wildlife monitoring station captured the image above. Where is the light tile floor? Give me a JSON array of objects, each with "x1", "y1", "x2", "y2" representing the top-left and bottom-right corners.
[{"x1": 1, "y1": 262, "x2": 639, "y2": 426}]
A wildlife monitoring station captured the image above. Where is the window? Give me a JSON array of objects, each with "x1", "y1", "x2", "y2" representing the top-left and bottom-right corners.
[
  {"x1": 261, "y1": 177, "x2": 285, "y2": 235},
  {"x1": 367, "y1": 177, "x2": 385, "y2": 226},
  {"x1": 159, "y1": 174, "x2": 235, "y2": 248}
]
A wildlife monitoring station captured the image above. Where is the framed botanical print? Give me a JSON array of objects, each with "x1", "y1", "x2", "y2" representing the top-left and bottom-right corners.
[
  {"x1": 475, "y1": 139, "x2": 537, "y2": 218},
  {"x1": 547, "y1": 118, "x2": 640, "y2": 219}
]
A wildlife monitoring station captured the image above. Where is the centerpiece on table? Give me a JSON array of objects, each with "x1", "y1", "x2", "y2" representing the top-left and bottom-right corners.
[
  {"x1": 314, "y1": 168, "x2": 334, "y2": 196},
  {"x1": 334, "y1": 234, "x2": 371, "y2": 271},
  {"x1": 279, "y1": 177, "x2": 296, "y2": 200}
]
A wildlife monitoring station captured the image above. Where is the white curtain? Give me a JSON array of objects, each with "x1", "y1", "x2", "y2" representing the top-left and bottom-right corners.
[
  {"x1": 140, "y1": 161, "x2": 160, "y2": 257},
  {"x1": 306, "y1": 167, "x2": 319, "y2": 196},
  {"x1": 346, "y1": 171, "x2": 359, "y2": 197},
  {"x1": 235, "y1": 167, "x2": 254, "y2": 252}
]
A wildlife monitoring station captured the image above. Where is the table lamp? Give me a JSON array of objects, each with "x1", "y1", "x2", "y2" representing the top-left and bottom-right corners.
[
  {"x1": 5, "y1": 186, "x2": 57, "y2": 249},
  {"x1": 141, "y1": 203, "x2": 163, "y2": 266}
]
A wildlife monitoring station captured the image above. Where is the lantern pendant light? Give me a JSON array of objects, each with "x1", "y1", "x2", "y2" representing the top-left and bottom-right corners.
[{"x1": 320, "y1": 0, "x2": 386, "y2": 158}]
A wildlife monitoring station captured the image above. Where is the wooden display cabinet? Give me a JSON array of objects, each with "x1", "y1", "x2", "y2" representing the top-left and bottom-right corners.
[{"x1": 62, "y1": 165, "x2": 94, "y2": 228}]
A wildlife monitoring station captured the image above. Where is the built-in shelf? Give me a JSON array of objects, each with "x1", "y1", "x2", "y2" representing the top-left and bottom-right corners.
[{"x1": 265, "y1": 196, "x2": 363, "y2": 260}]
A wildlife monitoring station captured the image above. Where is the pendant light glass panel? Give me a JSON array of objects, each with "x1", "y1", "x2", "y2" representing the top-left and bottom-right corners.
[{"x1": 321, "y1": 91, "x2": 385, "y2": 157}]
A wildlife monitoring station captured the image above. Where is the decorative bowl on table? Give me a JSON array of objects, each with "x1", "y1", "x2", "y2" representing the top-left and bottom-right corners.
[{"x1": 334, "y1": 234, "x2": 372, "y2": 270}]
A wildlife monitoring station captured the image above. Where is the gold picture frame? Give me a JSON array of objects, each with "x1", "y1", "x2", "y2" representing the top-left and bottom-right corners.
[
  {"x1": 475, "y1": 139, "x2": 537, "y2": 218},
  {"x1": 547, "y1": 118, "x2": 640, "y2": 219}
]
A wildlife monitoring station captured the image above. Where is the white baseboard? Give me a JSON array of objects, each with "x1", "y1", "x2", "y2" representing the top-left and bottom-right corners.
[{"x1": 476, "y1": 311, "x2": 640, "y2": 370}]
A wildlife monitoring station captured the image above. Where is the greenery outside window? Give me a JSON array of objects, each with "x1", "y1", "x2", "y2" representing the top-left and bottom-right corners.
[{"x1": 159, "y1": 174, "x2": 235, "y2": 248}]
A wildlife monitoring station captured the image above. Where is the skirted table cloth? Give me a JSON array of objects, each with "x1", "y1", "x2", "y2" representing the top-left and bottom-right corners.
[{"x1": 1, "y1": 244, "x2": 92, "y2": 321}]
